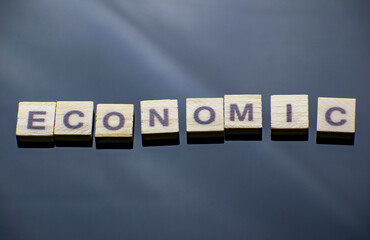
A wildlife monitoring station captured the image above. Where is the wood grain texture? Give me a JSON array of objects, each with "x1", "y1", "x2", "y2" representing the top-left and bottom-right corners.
[
  {"x1": 94, "y1": 104, "x2": 134, "y2": 149},
  {"x1": 186, "y1": 98, "x2": 224, "y2": 133},
  {"x1": 140, "y1": 99, "x2": 179, "y2": 146},
  {"x1": 224, "y1": 94, "x2": 262, "y2": 129},
  {"x1": 95, "y1": 104, "x2": 134, "y2": 138},
  {"x1": 54, "y1": 101, "x2": 94, "y2": 141},
  {"x1": 186, "y1": 98, "x2": 224, "y2": 143},
  {"x1": 140, "y1": 99, "x2": 179, "y2": 135},
  {"x1": 16, "y1": 102, "x2": 56, "y2": 143},
  {"x1": 317, "y1": 97, "x2": 356, "y2": 133},
  {"x1": 271, "y1": 95, "x2": 309, "y2": 129}
]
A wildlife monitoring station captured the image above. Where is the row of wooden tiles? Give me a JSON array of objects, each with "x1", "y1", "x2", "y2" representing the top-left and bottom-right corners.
[{"x1": 16, "y1": 95, "x2": 356, "y2": 148}]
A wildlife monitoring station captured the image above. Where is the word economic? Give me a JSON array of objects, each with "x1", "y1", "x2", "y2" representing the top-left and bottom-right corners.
[{"x1": 16, "y1": 95, "x2": 357, "y2": 148}]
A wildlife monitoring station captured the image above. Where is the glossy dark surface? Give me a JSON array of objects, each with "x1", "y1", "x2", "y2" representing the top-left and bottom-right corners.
[{"x1": 1, "y1": 0, "x2": 370, "y2": 239}]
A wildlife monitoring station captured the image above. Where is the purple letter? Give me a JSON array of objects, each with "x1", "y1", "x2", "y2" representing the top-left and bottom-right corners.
[
  {"x1": 103, "y1": 112, "x2": 125, "y2": 130},
  {"x1": 194, "y1": 106, "x2": 215, "y2": 125},
  {"x1": 287, "y1": 104, "x2": 292, "y2": 122},
  {"x1": 63, "y1": 110, "x2": 84, "y2": 129},
  {"x1": 149, "y1": 109, "x2": 169, "y2": 127},
  {"x1": 27, "y1": 111, "x2": 46, "y2": 129},
  {"x1": 325, "y1": 107, "x2": 347, "y2": 126},
  {"x1": 230, "y1": 104, "x2": 253, "y2": 121}
]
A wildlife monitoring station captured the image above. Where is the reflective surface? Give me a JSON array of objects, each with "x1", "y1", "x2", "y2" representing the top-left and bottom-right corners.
[{"x1": 1, "y1": 0, "x2": 370, "y2": 239}]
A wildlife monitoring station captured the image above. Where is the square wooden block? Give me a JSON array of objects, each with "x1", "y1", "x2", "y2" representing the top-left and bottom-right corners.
[
  {"x1": 140, "y1": 99, "x2": 179, "y2": 146},
  {"x1": 317, "y1": 97, "x2": 356, "y2": 133},
  {"x1": 316, "y1": 97, "x2": 356, "y2": 145},
  {"x1": 271, "y1": 95, "x2": 309, "y2": 140},
  {"x1": 224, "y1": 94, "x2": 262, "y2": 140},
  {"x1": 54, "y1": 101, "x2": 94, "y2": 147},
  {"x1": 186, "y1": 98, "x2": 224, "y2": 144},
  {"x1": 16, "y1": 102, "x2": 56, "y2": 147},
  {"x1": 95, "y1": 104, "x2": 134, "y2": 149}
]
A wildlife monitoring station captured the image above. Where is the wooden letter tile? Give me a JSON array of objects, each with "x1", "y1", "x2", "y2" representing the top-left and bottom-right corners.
[
  {"x1": 54, "y1": 101, "x2": 94, "y2": 147},
  {"x1": 224, "y1": 94, "x2": 262, "y2": 140},
  {"x1": 271, "y1": 95, "x2": 309, "y2": 140},
  {"x1": 316, "y1": 97, "x2": 356, "y2": 145},
  {"x1": 186, "y1": 98, "x2": 224, "y2": 144},
  {"x1": 16, "y1": 102, "x2": 56, "y2": 148},
  {"x1": 140, "y1": 99, "x2": 179, "y2": 146},
  {"x1": 95, "y1": 104, "x2": 134, "y2": 149}
]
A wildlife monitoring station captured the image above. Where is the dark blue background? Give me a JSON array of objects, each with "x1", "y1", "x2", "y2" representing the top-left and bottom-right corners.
[{"x1": 1, "y1": 0, "x2": 369, "y2": 239}]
